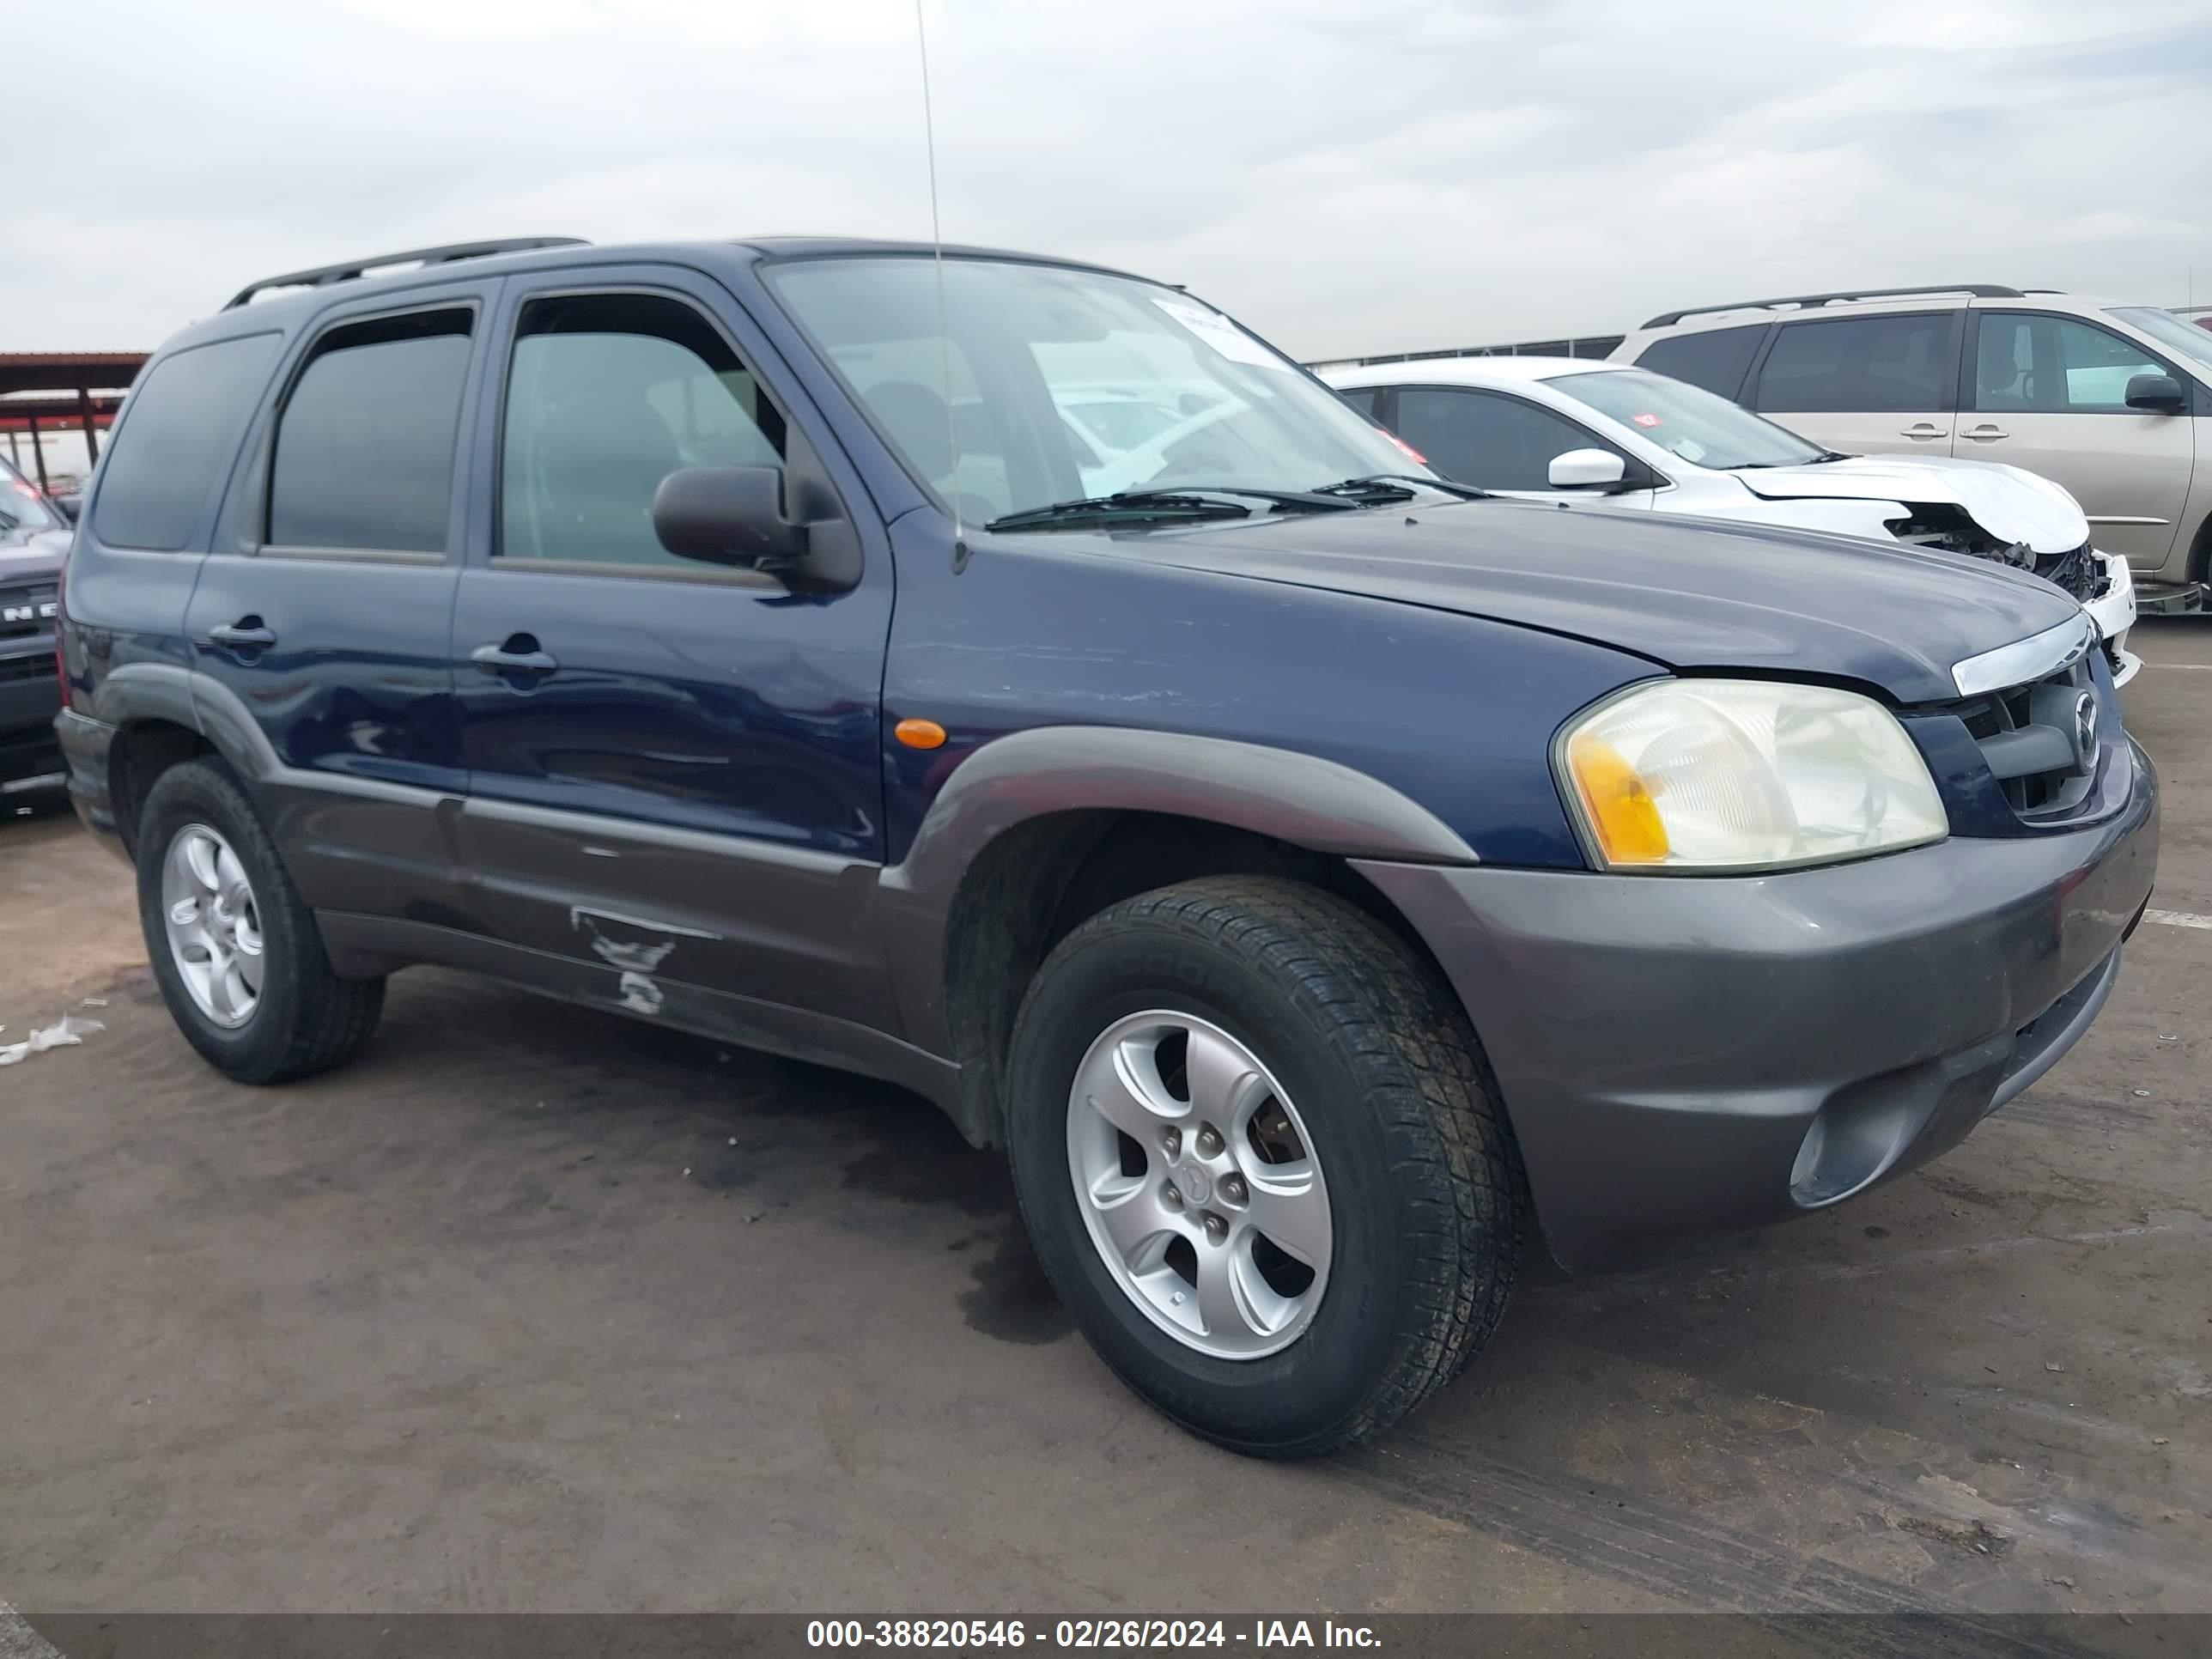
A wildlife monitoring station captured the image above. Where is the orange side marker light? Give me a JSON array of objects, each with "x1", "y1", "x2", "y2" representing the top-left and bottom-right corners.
[{"x1": 895, "y1": 718, "x2": 948, "y2": 750}]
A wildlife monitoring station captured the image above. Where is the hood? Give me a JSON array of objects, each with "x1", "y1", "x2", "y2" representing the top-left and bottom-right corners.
[
  {"x1": 1734, "y1": 455, "x2": 2089, "y2": 554},
  {"x1": 0, "y1": 526, "x2": 70, "y2": 578},
  {"x1": 1061, "y1": 496, "x2": 2080, "y2": 707}
]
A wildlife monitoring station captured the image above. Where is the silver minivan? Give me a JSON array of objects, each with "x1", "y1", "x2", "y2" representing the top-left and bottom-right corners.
[{"x1": 1612, "y1": 285, "x2": 2212, "y2": 610}]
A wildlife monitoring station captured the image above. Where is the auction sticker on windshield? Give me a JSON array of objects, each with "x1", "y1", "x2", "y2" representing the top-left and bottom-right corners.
[{"x1": 1152, "y1": 299, "x2": 1291, "y2": 371}]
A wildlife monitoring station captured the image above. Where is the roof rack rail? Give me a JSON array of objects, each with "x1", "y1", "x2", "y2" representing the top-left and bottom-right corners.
[
  {"x1": 1641, "y1": 284, "x2": 2027, "y2": 330},
  {"x1": 224, "y1": 237, "x2": 589, "y2": 310}
]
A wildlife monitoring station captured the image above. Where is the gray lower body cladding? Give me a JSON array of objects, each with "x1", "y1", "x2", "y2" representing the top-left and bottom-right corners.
[{"x1": 1356, "y1": 739, "x2": 2160, "y2": 1272}]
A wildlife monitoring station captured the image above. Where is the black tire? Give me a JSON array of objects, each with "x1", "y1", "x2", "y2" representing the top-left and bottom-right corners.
[
  {"x1": 1005, "y1": 874, "x2": 1522, "y2": 1458},
  {"x1": 136, "y1": 757, "x2": 385, "y2": 1084}
]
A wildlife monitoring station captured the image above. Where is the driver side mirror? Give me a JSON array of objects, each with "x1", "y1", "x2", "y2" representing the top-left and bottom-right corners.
[
  {"x1": 2125, "y1": 373, "x2": 2187, "y2": 414},
  {"x1": 1548, "y1": 448, "x2": 1629, "y2": 490},
  {"x1": 653, "y1": 465, "x2": 811, "y2": 569}
]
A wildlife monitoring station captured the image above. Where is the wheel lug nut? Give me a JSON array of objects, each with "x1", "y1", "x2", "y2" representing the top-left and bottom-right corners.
[
  {"x1": 1221, "y1": 1175, "x2": 1247, "y2": 1204},
  {"x1": 1162, "y1": 1127, "x2": 1182, "y2": 1158},
  {"x1": 1162, "y1": 1184, "x2": 1182, "y2": 1208},
  {"x1": 1196, "y1": 1126, "x2": 1223, "y2": 1157},
  {"x1": 1203, "y1": 1212, "x2": 1228, "y2": 1243}
]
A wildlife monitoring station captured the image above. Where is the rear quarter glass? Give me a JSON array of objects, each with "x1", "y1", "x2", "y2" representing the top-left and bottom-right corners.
[{"x1": 93, "y1": 333, "x2": 283, "y2": 551}]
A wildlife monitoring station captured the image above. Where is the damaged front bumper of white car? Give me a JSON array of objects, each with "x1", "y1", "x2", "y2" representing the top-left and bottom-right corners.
[{"x1": 2085, "y1": 551, "x2": 2140, "y2": 688}]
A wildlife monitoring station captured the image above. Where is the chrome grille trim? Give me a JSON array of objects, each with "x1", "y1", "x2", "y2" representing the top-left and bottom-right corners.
[{"x1": 1952, "y1": 613, "x2": 2095, "y2": 697}]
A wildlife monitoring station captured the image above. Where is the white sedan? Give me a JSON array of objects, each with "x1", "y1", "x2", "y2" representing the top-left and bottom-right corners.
[{"x1": 1322, "y1": 356, "x2": 2139, "y2": 686}]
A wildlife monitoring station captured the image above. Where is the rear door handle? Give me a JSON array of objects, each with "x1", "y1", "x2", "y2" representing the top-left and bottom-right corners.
[
  {"x1": 204, "y1": 619, "x2": 277, "y2": 651},
  {"x1": 471, "y1": 638, "x2": 560, "y2": 675},
  {"x1": 1960, "y1": 424, "x2": 2009, "y2": 442},
  {"x1": 1900, "y1": 422, "x2": 1947, "y2": 441}
]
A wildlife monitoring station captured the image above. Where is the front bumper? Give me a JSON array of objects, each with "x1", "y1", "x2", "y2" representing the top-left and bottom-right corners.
[
  {"x1": 1, "y1": 649, "x2": 64, "y2": 793},
  {"x1": 2085, "y1": 552, "x2": 2139, "y2": 688},
  {"x1": 1355, "y1": 738, "x2": 2159, "y2": 1271}
]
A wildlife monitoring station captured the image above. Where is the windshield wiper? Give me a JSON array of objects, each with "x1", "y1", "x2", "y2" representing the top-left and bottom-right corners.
[
  {"x1": 1313, "y1": 473, "x2": 1491, "y2": 502},
  {"x1": 985, "y1": 484, "x2": 1362, "y2": 534},
  {"x1": 985, "y1": 491, "x2": 1254, "y2": 533}
]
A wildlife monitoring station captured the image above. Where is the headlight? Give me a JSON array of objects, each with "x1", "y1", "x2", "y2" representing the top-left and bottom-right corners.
[{"x1": 1557, "y1": 679, "x2": 1947, "y2": 873}]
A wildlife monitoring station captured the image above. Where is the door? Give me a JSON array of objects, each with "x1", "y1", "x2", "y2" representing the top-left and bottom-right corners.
[
  {"x1": 448, "y1": 270, "x2": 896, "y2": 1026},
  {"x1": 184, "y1": 287, "x2": 486, "y2": 921},
  {"x1": 1748, "y1": 309, "x2": 1962, "y2": 457},
  {"x1": 1960, "y1": 311, "x2": 2196, "y2": 571},
  {"x1": 1389, "y1": 386, "x2": 1654, "y2": 506}
]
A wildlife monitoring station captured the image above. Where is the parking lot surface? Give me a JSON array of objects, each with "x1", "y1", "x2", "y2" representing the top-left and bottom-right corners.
[{"x1": 1, "y1": 623, "x2": 2207, "y2": 1616}]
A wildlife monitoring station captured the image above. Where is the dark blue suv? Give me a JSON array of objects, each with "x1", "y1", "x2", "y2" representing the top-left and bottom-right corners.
[{"x1": 56, "y1": 237, "x2": 2159, "y2": 1456}]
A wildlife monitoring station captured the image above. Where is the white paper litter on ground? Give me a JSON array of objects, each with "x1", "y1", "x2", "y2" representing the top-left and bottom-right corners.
[{"x1": 0, "y1": 1013, "x2": 106, "y2": 1067}]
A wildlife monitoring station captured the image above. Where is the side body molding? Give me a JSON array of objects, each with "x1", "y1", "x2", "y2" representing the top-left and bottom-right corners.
[{"x1": 875, "y1": 724, "x2": 1480, "y2": 1085}]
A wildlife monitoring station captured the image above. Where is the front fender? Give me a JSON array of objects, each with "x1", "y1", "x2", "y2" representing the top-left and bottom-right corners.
[{"x1": 874, "y1": 724, "x2": 1478, "y2": 1059}]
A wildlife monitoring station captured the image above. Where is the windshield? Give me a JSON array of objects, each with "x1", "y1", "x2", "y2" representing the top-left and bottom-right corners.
[
  {"x1": 2108, "y1": 307, "x2": 2212, "y2": 377},
  {"x1": 1060, "y1": 392, "x2": 1229, "y2": 454},
  {"x1": 2, "y1": 459, "x2": 60, "y2": 541},
  {"x1": 766, "y1": 256, "x2": 1421, "y2": 524},
  {"x1": 1550, "y1": 368, "x2": 1826, "y2": 470}
]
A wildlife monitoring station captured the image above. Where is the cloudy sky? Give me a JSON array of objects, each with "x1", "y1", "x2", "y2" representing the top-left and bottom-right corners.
[{"x1": 8, "y1": 0, "x2": 2212, "y2": 366}]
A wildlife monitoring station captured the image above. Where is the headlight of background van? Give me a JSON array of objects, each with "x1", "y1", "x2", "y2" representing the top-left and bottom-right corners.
[{"x1": 1556, "y1": 679, "x2": 1948, "y2": 873}]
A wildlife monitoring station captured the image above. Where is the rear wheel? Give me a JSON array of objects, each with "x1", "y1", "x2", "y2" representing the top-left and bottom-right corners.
[
  {"x1": 137, "y1": 759, "x2": 385, "y2": 1084},
  {"x1": 1006, "y1": 875, "x2": 1522, "y2": 1457}
]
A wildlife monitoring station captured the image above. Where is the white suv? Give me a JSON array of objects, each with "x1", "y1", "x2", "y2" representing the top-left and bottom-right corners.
[{"x1": 1609, "y1": 285, "x2": 2212, "y2": 611}]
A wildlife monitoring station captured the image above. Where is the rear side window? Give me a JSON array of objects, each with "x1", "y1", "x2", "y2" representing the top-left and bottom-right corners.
[
  {"x1": 1754, "y1": 313, "x2": 1958, "y2": 413},
  {"x1": 270, "y1": 308, "x2": 473, "y2": 552},
  {"x1": 1632, "y1": 325, "x2": 1765, "y2": 399},
  {"x1": 1335, "y1": 386, "x2": 1384, "y2": 418},
  {"x1": 92, "y1": 333, "x2": 280, "y2": 550}
]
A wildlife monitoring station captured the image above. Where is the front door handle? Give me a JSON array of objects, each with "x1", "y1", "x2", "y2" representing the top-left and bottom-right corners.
[
  {"x1": 1960, "y1": 424, "x2": 2010, "y2": 442},
  {"x1": 471, "y1": 637, "x2": 560, "y2": 676},
  {"x1": 204, "y1": 619, "x2": 277, "y2": 651},
  {"x1": 1900, "y1": 422, "x2": 1947, "y2": 441}
]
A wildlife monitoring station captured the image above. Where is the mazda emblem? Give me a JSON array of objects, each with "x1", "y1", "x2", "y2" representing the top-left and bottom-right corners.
[{"x1": 2071, "y1": 690, "x2": 2100, "y2": 771}]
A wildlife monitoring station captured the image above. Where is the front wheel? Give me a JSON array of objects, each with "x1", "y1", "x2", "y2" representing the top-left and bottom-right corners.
[{"x1": 1006, "y1": 876, "x2": 1522, "y2": 1457}]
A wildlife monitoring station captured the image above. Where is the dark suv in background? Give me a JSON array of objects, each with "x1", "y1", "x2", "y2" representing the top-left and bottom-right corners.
[
  {"x1": 56, "y1": 238, "x2": 2158, "y2": 1456},
  {"x1": 3, "y1": 453, "x2": 69, "y2": 798}
]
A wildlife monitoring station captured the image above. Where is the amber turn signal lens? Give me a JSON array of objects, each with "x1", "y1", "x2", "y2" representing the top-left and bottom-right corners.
[
  {"x1": 1565, "y1": 730, "x2": 1669, "y2": 865},
  {"x1": 894, "y1": 718, "x2": 948, "y2": 750}
]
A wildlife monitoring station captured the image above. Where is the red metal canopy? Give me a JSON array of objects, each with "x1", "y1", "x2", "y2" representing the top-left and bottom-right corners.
[
  {"x1": 0, "y1": 349, "x2": 149, "y2": 489},
  {"x1": 0, "y1": 351, "x2": 147, "y2": 398}
]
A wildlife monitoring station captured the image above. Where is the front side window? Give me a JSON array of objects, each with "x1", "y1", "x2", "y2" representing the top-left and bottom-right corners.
[
  {"x1": 500, "y1": 293, "x2": 787, "y2": 568},
  {"x1": 1975, "y1": 313, "x2": 2169, "y2": 412},
  {"x1": 766, "y1": 256, "x2": 1414, "y2": 525},
  {"x1": 1632, "y1": 325, "x2": 1766, "y2": 399},
  {"x1": 1755, "y1": 313, "x2": 1958, "y2": 413},
  {"x1": 1393, "y1": 387, "x2": 1615, "y2": 490},
  {"x1": 92, "y1": 332, "x2": 281, "y2": 550},
  {"x1": 1557, "y1": 368, "x2": 1823, "y2": 471},
  {"x1": 270, "y1": 309, "x2": 472, "y2": 552}
]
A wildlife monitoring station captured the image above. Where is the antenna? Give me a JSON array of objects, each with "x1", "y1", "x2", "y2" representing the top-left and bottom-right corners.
[{"x1": 913, "y1": 0, "x2": 966, "y2": 568}]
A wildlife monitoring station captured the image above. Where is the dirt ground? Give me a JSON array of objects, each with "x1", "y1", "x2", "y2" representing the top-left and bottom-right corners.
[{"x1": 1, "y1": 623, "x2": 2207, "y2": 1617}]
